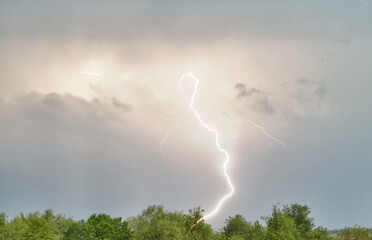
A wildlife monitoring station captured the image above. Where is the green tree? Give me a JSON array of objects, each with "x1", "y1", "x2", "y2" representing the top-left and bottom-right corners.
[
  {"x1": 2, "y1": 215, "x2": 29, "y2": 240},
  {"x1": 129, "y1": 205, "x2": 214, "y2": 240},
  {"x1": 213, "y1": 232, "x2": 226, "y2": 240},
  {"x1": 129, "y1": 205, "x2": 185, "y2": 240},
  {"x1": 0, "y1": 210, "x2": 74, "y2": 240},
  {"x1": 63, "y1": 221, "x2": 85, "y2": 240},
  {"x1": 250, "y1": 221, "x2": 266, "y2": 240},
  {"x1": 187, "y1": 207, "x2": 214, "y2": 240},
  {"x1": 64, "y1": 213, "x2": 131, "y2": 240},
  {"x1": 223, "y1": 215, "x2": 251, "y2": 238},
  {"x1": 229, "y1": 236, "x2": 245, "y2": 240},
  {"x1": 22, "y1": 212, "x2": 59, "y2": 240},
  {"x1": 0, "y1": 213, "x2": 6, "y2": 227},
  {"x1": 283, "y1": 203, "x2": 314, "y2": 237},
  {"x1": 264, "y1": 205, "x2": 301, "y2": 240},
  {"x1": 337, "y1": 225, "x2": 370, "y2": 240},
  {"x1": 0, "y1": 213, "x2": 8, "y2": 240},
  {"x1": 306, "y1": 226, "x2": 331, "y2": 240},
  {"x1": 85, "y1": 214, "x2": 131, "y2": 240},
  {"x1": 222, "y1": 214, "x2": 265, "y2": 240}
]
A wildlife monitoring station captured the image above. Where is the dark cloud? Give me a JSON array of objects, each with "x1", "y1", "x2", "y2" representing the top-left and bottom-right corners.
[
  {"x1": 314, "y1": 84, "x2": 327, "y2": 99},
  {"x1": 296, "y1": 78, "x2": 327, "y2": 99},
  {"x1": 0, "y1": 92, "x2": 224, "y2": 223},
  {"x1": 17, "y1": 92, "x2": 124, "y2": 124},
  {"x1": 0, "y1": 1, "x2": 370, "y2": 44},
  {"x1": 112, "y1": 98, "x2": 132, "y2": 112},
  {"x1": 297, "y1": 78, "x2": 314, "y2": 85},
  {"x1": 235, "y1": 83, "x2": 263, "y2": 99},
  {"x1": 235, "y1": 83, "x2": 275, "y2": 114},
  {"x1": 333, "y1": 38, "x2": 352, "y2": 45},
  {"x1": 235, "y1": 83, "x2": 247, "y2": 99}
]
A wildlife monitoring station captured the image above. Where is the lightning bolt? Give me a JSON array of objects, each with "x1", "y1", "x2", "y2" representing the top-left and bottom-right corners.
[
  {"x1": 179, "y1": 72, "x2": 235, "y2": 226},
  {"x1": 159, "y1": 72, "x2": 286, "y2": 227},
  {"x1": 158, "y1": 112, "x2": 180, "y2": 154},
  {"x1": 239, "y1": 119, "x2": 286, "y2": 147},
  {"x1": 160, "y1": 118, "x2": 181, "y2": 154}
]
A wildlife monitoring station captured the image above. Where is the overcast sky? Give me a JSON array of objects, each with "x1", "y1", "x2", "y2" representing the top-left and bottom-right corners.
[{"x1": 0, "y1": 0, "x2": 371, "y2": 230}]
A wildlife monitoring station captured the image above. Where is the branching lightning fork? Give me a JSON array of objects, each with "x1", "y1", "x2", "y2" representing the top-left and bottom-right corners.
[
  {"x1": 160, "y1": 72, "x2": 286, "y2": 227},
  {"x1": 158, "y1": 112, "x2": 180, "y2": 154},
  {"x1": 160, "y1": 118, "x2": 180, "y2": 154},
  {"x1": 239, "y1": 119, "x2": 286, "y2": 147},
  {"x1": 179, "y1": 72, "x2": 235, "y2": 226}
]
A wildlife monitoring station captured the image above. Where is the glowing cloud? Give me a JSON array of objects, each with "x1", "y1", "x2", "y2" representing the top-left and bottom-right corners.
[{"x1": 81, "y1": 71, "x2": 101, "y2": 77}]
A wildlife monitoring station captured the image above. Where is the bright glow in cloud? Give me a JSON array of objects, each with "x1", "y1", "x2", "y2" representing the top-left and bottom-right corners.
[{"x1": 81, "y1": 71, "x2": 101, "y2": 77}]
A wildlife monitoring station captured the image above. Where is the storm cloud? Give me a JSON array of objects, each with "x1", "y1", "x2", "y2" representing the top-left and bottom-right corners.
[
  {"x1": 0, "y1": 91, "x2": 225, "y2": 221},
  {"x1": 1, "y1": 0, "x2": 372, "y2": 230},
  {"x1": 235, "y1": 83, "x2": 275, "y2": 115}
]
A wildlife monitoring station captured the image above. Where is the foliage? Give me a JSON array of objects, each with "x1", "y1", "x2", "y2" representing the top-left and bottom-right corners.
[
  {"x1": 0, "y1": 204, "x2": 370, "y2": 240},
  {"x1": 0, "y1": 209, "x2": 73, "y2": 240},
  {"x1": 264, "y1": 205, "x2": 301, "y2": 240},
  {"x1": 283, "y1": 203, "x2": 314, "y2": 236},
  {"x1": 129, "y1": 205, "x2": 215, "y2": 240},
  {"x1": 63, "y1": 213, "x2": 131, "y2": 240},
  {"x1": 223, "y1": 214, "x2": 251, "y2": 238},
  {"x1": 223, "y1": 214, "x2": 265, "y2": 240},
  {"x1": 62, "y1": 221, "x2": 85, "y2": 240},
  {"x1": 222, "y1": 204, "x2": 334, "y2": 240},
  {"x1": 306, "y1": 227, "x2": 331, "y2": 240},
  {"x1": 335, "y1": 225, "x2": 371, "y2": 240}
]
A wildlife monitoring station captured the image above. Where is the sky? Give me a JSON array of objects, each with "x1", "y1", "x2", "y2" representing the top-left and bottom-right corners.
[{"x1": 0, "y1": 0, "x2": 371, "y2": 230}]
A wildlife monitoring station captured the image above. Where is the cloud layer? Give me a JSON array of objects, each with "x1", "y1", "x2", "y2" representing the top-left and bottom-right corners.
[{"x1": 1, "y1": 0, "x2": 372, "y2": 230}]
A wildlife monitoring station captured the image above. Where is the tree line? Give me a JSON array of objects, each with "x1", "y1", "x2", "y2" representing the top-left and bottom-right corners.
[{"x1": 0, "y1": 203, "x2": 370, "y2": 240}]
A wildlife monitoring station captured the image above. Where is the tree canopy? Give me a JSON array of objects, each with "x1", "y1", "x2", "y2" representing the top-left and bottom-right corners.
[{"x1": 0, "y1": 203, "x2": 370, "y2": 240}]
